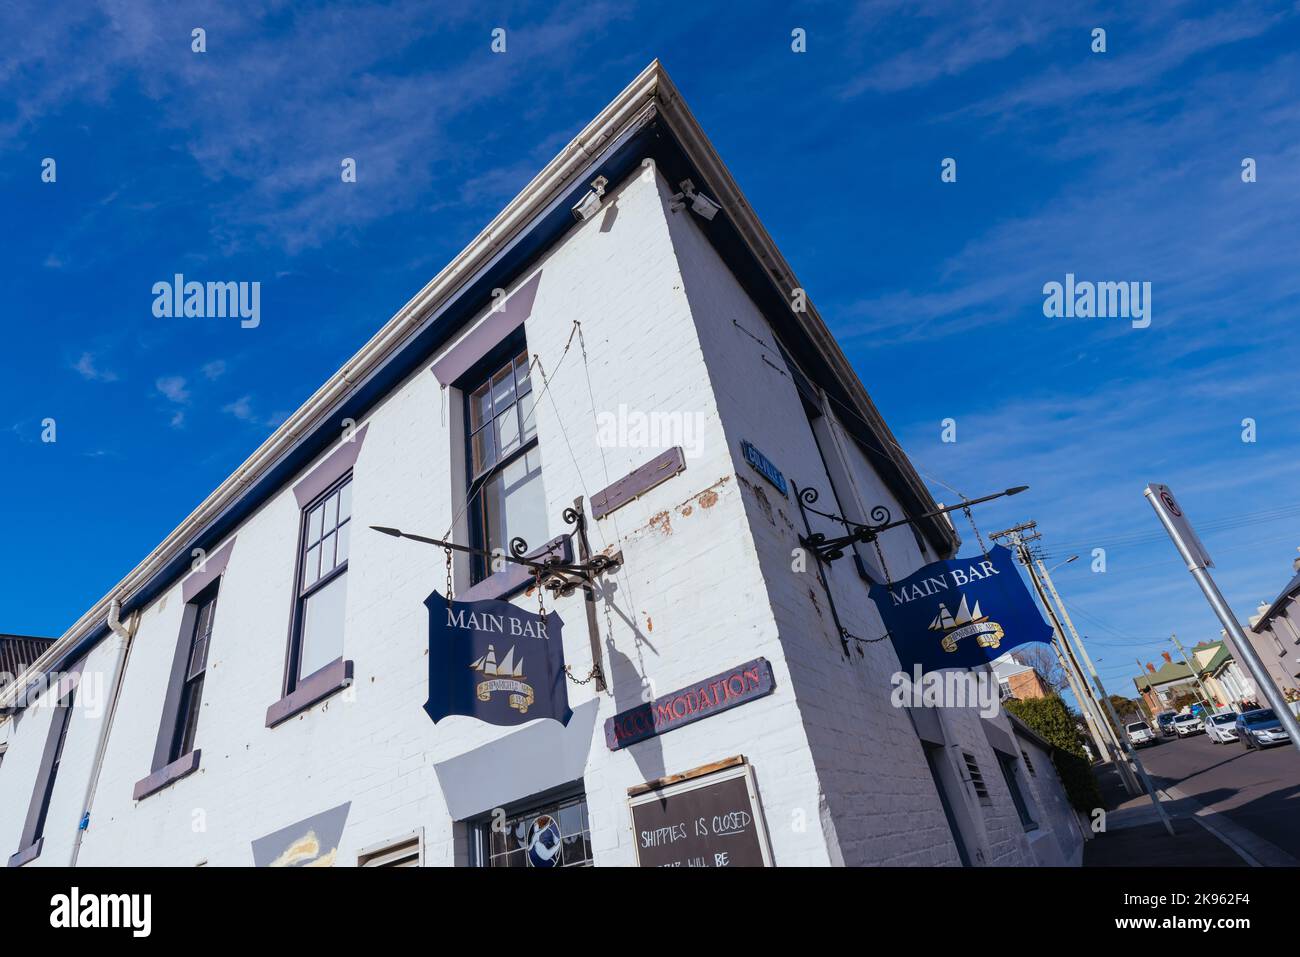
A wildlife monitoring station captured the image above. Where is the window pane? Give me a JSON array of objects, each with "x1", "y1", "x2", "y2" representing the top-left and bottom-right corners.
[
  {"x1": 515, "y1": 353, "x2": 531, "y2": 393},
  {"x1": 482, "y1": 474, "x2": 506, "y2": 559},
  {"x1": 491, "y1": 364, "x2": 515, "y2": 410},
  {"x1": 471, "y1": 426, "x2": 496, "y2": 475},
  {"x1": 179, "y1": 677, "x2": 205, "y2": 756},
  {"x1": 300, "y1": 572, "x2": 347, "y2": 680},
  {"x1": 324, "y1": 491, "x2": 339, "y2": 531},
  {"x1": 479, "y1": 794, "x2": 591, "y2": 868},
  {"x1": 495, "y1": 409, "x2": 521, "y2": 459},
  {"x1": 519, "y1": 390, "x2": 538, "y2": 442},
  {"x1": 308, "y1": 505, "x2": 324, "y2": 545},
  {"x1": 469, "y1": 382, "x2": 493, "y2": 433},
  {"x1": 305, "y1": 544, "x2": 321, "y2": 587},
  {"x1": 188, "y1": 634, "x2": 210, "y2": 680},
  {"x1": 336, "y1": 520, "x2": 351, "y2": 564},
  {"x1": 321, "y1": 532, "x2": 337, "y2": 574},
  {"x1": 484, "y1": 448, "x2": 548, "y2": 555},
  {"x1": 338, "y1": 482, "x2": 352, "y2": 522}
]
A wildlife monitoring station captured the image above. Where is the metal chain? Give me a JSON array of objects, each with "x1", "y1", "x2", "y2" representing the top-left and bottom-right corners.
[
  {"x1": 962, "y1": 500, "x2": 990, "y2": 556},
  {"x1": 444, "y1": 547, "x2": 453, "y2": 600},
  {"x1": 564, "y1": 664, "x2": 604, "y2": 685},
  {"x1": 534, "y1": 565, "x2": 546, "y2": 617},
  {"x1": 872, "y1": 536, "x2": 893, "y2": 587},
  {"x1": 844, "y1": 627, "x2": 893, "y2": 645}
]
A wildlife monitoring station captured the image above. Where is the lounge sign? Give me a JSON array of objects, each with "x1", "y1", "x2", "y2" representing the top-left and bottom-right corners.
[{"x1": 604, "y1": 658, "x2": 774, "y2": 751}]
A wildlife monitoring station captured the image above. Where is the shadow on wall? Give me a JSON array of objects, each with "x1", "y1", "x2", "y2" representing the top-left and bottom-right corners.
[{"x1": 601, "y1": 578, "x2": 666, "y2": 785}]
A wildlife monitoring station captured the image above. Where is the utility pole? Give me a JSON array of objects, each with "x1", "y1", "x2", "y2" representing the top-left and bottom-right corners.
[
  {"x1": 1145, "y1": 483, "x2": 1300, "y2": 758},
  {"x1": 1049, "y1": 630, "x2": 1110, "y2": 762},
  {"x1": 1032, "y1": 550, "x2": 1173, "y2": 832},
  {"x1": 993, "y1": 522, "x2": 1175, "y2": 835},
  {"x1": 1036, "y1": 555, "x2": 1130, "y2": 749},
  {"x1": 1170, "y1": 633, "x2": 1217, "y2": 714},
  {"x1": 991, "y1": 525, "x2": 1121, "y2": 773},
  {"x1": 1136, "y1": 658, "x2": 1156, "y2": 720}
]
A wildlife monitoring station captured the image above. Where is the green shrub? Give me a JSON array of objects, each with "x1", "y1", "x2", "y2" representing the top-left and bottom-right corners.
[{"x1": 1006, "y1": 695, "x2": 1103, "y2": 811}]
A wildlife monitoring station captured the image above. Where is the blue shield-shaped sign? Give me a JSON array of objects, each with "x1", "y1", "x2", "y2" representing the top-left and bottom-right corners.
[
  {"x1": 424, "y1": 590, "x2": 572, "y2": 727},
  {"x1": 870, "y1": 545, "x2": 1054, "y2": 673}
]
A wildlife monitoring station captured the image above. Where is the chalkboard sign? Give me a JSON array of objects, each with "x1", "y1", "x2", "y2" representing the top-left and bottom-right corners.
[{"x1": 627, "y1": 760, "x2": 772, "y2": 867}]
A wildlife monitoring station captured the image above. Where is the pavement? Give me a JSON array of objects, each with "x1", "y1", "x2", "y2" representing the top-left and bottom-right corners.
[{"x1": 1083, "y1": 730, "x2": 1300, "y2": 867}]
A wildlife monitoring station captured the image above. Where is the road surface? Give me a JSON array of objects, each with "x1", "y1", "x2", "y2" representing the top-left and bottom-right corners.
[{"x1": 1133, "y1": 730, "x2": 1300, "y2": 859}]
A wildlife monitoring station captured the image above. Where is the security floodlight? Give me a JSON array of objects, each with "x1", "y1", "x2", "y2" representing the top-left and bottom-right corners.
[
  {"x1": 571, "y1": 176, "x2": 608, "y2": 222},
  {"x1": 672, "y1": 179, "x2": 721, "y2": 221},
  {"x1": 689, "y1": 191, "x2": 721, "y2": 220}
]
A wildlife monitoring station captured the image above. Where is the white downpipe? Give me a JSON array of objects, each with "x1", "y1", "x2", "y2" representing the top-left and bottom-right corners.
[{"x1": 69, "y1": 599, "x2": 137, "y2": 867}]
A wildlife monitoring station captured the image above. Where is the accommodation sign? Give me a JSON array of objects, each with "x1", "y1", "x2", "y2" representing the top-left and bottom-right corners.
[{"x1": 604, "y1": 658, "x2": 774, "y2": 751}]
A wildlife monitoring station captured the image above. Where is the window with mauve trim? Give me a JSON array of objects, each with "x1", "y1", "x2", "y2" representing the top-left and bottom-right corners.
[
  {"x1": 30, "y1": 689, "x2": 76, "y2": 848},
  {"x1": 172, "y1": 584, "x2": 219, "y2": 760},
  {"x1": 291, "y1": 475, "x2": 352, "y2": 685},
  {"x1": 464, "y1": 349, "x2": 548, "y2": 584}
]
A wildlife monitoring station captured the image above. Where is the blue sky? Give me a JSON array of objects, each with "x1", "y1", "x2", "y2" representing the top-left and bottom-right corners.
[{"x1": 3, "y1": 0, "x2": 1300, "y2": 697}]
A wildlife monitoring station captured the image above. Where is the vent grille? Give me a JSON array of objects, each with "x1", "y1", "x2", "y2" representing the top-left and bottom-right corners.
[
  {"x1": 963, "y1": 751, "x2": 991, "y2": 804},
  {"x1": 1021, "y1": 749, "x2": 1037, "y2": 776},
  {"x1": 359, "y1": 834, "x2": 420, "y2": 867}
]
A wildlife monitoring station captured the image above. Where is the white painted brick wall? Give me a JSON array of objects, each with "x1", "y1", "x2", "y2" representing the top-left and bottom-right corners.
[{"x1": 0, "y1": 162, "x2": 1076, "y2": 868}]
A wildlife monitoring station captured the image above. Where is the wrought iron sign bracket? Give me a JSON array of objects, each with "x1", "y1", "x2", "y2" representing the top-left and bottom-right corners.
[
  {"x1": 789, "y1": 481, "x2": 1027, "y2": 660},
  {"x1": 371, "y1": 516, "x2": 622, "y2": 596},
  {"x1": 373, "y1": 498, "x2": 620, "y2": 693},
  {"x1": 792, "y1": 484, "x2": 1028, "y2": 566}
]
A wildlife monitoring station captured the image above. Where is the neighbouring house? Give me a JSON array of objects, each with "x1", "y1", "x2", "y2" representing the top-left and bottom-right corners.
[
  {"x1": 0, "y1": 62, "x2": 1082, "y2": 869},
  {"x1": 992, "y1": 654, "x2": 1051, "y2": 701},
  {"x1": 0, "y1": 635, "x2": 54, "y2": 776},
  {"x1": 0, "y1": 635, "x2": 54, "y2": 692},
  {"x1": 1246, "y1": 552, "x2": 1300, "y2": 698},
  {"x1": 1133, "y1": 652, "x2": 1198, "y2": 714},
  {"x1": 1190, "y1": 640, "x2": 1255, "y2": 711}
]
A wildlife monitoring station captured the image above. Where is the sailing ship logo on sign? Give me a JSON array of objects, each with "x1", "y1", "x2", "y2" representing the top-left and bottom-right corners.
[
  {"x1": 470, "y1": 644, "x2": 535, "y2": 714},
  {"x1": 929, "y1": 595, "x2": 1005, "y2": 654}
]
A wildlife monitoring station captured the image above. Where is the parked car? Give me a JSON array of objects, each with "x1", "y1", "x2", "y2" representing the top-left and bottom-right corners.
[
  {"x1": 1204, "y1": 711, "x2": 1239, "y2": 744},
  {"x1": 1173, "y1": 713, "x2": 1204, "y2": 737},
  {"x1": 1236, "y1": 708, "x2": 1292, "y2": 749},
  {"x1": 1155, "y1": 711, "x2": 1178, "y2": 736},
  {"x1": 1126, "y1": 721, "x2": 1157, "y2": 747}
]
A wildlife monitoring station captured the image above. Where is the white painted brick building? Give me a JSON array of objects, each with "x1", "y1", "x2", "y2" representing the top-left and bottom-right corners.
[{"x1": 0, "y1": 62, "x2": 1083, "y2": 868}]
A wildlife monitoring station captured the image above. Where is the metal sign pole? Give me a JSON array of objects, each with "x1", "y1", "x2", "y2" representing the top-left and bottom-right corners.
[{"x1": 1144, "y1": 484, "x2": 1300, "y2": 756}]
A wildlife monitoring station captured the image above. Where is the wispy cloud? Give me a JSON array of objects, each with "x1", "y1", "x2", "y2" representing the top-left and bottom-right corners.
[
  {"x1": 72, "y1": 351, "x2": 118, "y2": 382},
  {"x1": 222, "y1": 390, "x2": 292, "y2": 432},
  {"x1": 155, "y1": 375, "x2": 190, "y2": 405},
  {"x1": 0, "y1": 0, "x2": 631, "y2": 254}
]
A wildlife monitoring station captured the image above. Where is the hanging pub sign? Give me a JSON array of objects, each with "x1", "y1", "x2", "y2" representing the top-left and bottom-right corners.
[
  {"x1": 869, "y1": 544, "x2": 1053, "y2": 673},
  {"x1": 423, "y1": 590, "x2": 572, "y2": 727}
]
